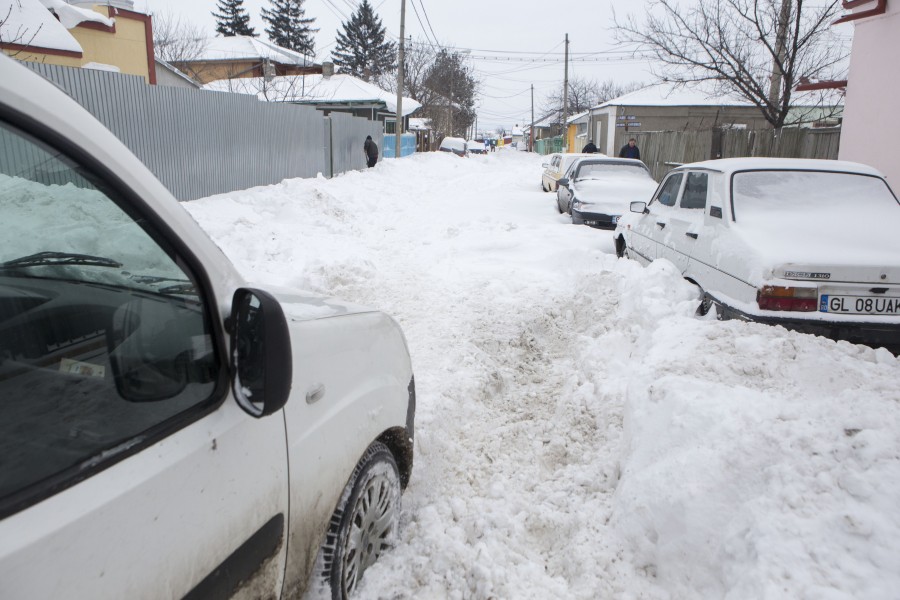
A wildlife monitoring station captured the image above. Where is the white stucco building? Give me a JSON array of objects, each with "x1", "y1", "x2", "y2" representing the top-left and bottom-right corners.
[{"x1": 838, "y1": 0, "x2": 899, "y2": 186}]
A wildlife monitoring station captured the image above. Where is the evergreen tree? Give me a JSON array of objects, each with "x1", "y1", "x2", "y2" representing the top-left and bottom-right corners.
[
  {"x1": 212, "y1": 0, "x2": 255, "y2": 37},
  {"x1": 332, "y1": 0, "x2": 396, "y2": 81},
  {"x1": 261, "y1": 0, "x2": 317, "y2": 55}
]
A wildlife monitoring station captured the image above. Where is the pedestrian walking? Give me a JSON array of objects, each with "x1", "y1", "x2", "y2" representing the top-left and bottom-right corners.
[
  {"x1": 618, "y1": 138, "x2": 640, "y2": 160},
  {"x1": 364, "y1": 135, "x2": 379, "y2": 168},
  {"x1": 582, "y1": 140, "x2": 598, "y2": 153}
]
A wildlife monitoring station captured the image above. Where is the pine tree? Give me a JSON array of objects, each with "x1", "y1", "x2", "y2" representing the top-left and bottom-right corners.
[
  {"x1": 332, "y1": 0, "x2": 396, "y2": 81},
  {"x1": 261, "y1": 0, "x2": 317, "y2": 55},
  {"x1": 212, "y1": 0, "x2": 256, "y2": 37}
]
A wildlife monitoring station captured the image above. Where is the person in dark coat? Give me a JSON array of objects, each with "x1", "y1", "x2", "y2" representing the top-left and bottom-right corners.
[
  {"x1": 582, "y1": 140, "x2": 598, "y2": 153},
  {"x1": 618, "y1": 138, "x2": 640, "y2": 159},
  {"x1": 364, "y1": 135, "x2": 379, "y2": 168}
]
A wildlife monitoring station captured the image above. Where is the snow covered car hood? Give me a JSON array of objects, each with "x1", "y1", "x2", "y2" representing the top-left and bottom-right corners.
[{"x1": 572, "y1": 177, "x2": 658, "y2": 211}]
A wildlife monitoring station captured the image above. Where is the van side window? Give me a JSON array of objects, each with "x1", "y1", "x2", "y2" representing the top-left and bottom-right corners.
[
  {"x1": 0, "y1": 120, "x2": 220, "y2": 512},
  {"x1": 655, "y1": 173, "x2": 683, "y2": 207},
  {"x1": 680, "y1": 172, "x2": 709, "y2": 209}
]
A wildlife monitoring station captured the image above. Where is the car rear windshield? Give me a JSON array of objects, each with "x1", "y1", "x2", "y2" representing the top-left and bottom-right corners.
[
  {"x1": 575, "y1": 163, "x2": 649, "y2": 180},
  {"x1": 731, "y1": 170, "x2": 899, "y2": 223}
]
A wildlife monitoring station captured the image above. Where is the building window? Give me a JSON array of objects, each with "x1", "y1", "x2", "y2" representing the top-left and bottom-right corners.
[{"x1": 385, "y1": 119, "x2": 397, "y2": 134}]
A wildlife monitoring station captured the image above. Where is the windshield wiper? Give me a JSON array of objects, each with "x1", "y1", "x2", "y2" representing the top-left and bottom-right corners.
[{"x1": 0, "y1": 251, "x2": 123, "y2": 270}]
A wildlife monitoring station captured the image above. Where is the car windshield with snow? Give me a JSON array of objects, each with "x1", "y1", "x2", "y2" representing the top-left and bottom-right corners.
[
  {"x1": 614, "y1": 157, "x2": 900, "y2": 350},
  {"x1": 0, "y1": 55, "x2": 415, "y2": 599},
  {"x1": 556, "y1": 157, "x2": 658, "y2": 229}
]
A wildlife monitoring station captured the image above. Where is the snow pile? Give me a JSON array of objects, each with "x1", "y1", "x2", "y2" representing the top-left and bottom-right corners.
[{"x1": 184, "y1": 150, "x2": 900, "y2": 599}]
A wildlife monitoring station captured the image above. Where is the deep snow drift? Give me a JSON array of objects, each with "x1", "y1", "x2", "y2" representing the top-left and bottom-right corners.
[{"x1": 185, "y1": 150, "x2": 900, "y2": 599}]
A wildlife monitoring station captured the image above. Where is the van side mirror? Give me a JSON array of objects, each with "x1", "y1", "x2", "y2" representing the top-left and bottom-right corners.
[
  {"x1": 230, "y1": 288, "x2": 292, "y2": 417},
  {"x1": 557, "y1": 178, "x2": 569, "y2": 188},
  {"x1": 630, "y1": 201, "x2": 648, "y2": 214}
]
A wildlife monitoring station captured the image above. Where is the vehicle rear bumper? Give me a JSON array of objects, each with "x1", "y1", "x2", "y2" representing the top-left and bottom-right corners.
[
  {"x1": 719, "y1": 303, "x2": 900, "y2": 352},
  {"x1": 572, "y1": 208, "x2": 619, "y2": 230}
]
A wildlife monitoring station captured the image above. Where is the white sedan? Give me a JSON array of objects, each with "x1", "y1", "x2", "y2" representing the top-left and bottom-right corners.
[
  {"x1": 0, "y1": 55, "x2": 414, "y2": 599},
  {"x1": 556, "y1": 157, "x2": 658, "y2": 229},
  {"x1": 614, "y1": 157, "x2": 900, "y2": 350}
]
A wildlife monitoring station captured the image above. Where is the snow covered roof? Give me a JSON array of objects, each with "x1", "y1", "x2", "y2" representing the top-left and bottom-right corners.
[
  {"x1": 593, "y1": 83, "x2": 754, "y2": 110},
  {"x1": 593, "y1": 82, "x2": 843, "y2": 110},
  {"x1": 204, "y1": 73, "x2": 422, "y2": 116},
  {"x1": 190, "y1": 35, "x2": 315, "y2": 67},
  {"x1": 0, "y1": 0, "x2": 114, "y2": 54},
  {"x1": 408, "y1": 118, "x2": 431, "y2": 131},
  {"x1": 566, "y1": 110, "x2": 590, "y2": 124}
]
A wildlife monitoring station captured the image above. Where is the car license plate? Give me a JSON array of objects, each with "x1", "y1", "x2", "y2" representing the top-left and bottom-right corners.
[
  {"x1": 584, "y1": 220, "x2": 598, "y2": 226},
  {"x1": 819, "y1": 295, "x2": 900, "y2": 315}
]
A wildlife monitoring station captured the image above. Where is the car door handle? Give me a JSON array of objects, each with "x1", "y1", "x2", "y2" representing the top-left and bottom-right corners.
[
  {"x1": 306, "y1": 383, "x2": 326, "y2": 405},
  {"x1": 656, "y1": 222, "x2": 666, "y2": 229},
  {"x1": 685, "y1": 232, "x2": 698, "y2": 239}
]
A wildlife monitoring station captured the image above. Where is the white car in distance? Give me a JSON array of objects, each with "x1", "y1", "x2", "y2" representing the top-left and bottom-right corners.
[
  {"x1": 614, "y1": 157, "x2": 900, "y2": 350},
  {"x1": 0, "y1": 55, "x2": 415, "y2": 599}
]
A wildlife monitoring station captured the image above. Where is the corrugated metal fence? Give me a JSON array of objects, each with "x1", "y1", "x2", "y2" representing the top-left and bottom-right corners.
[
  {"x1": 382, "y1": 134, "x2": 417, "y2": 158},
  {"x1": 632, "y1": 127, "x2": 841, "y2": 181},
  {"x1": 24, "y1": 63, "x2": 388, "y2": 200}
]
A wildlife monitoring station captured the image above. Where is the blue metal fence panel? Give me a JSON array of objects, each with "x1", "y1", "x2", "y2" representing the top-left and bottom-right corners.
[{"x1": 382, "y1": 133, "x2": 417, "y2": 158}]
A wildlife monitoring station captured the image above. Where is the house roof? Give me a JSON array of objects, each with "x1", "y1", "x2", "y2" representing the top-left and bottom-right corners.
[
  {"x1": 155, "y1": 57, "x2": 201, "y2": 88},
  {"x1": 592, "y1": 82, "x2": 843, "y2": 110},
  {"x1": 189, "y1": 35, "x2": 316, "y2": 67},
  {"x1": 0, "y1": 0, "x2": 113, "y2": 54},
  {"x1": 204, "y1": 73, "x2": 422, "y2": 116},
  {"x1": 408, "y1": 118, "x2": 431, "y2": 131}
]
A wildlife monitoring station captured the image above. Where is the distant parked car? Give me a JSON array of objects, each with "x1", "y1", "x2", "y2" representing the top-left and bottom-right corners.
[
  {"x1": 541, "y1": 152, "x2": 595, "y2": 193},
  {"x1": 556, "y1": 157, "x2": 657, "y2": 228},
  {"x1": 468, "y1": 140, "x2": 486, "y2": 154},
  {"x1": 0, "y1": 55, "x2": 415, "y2": 599},
  {"x1": 439, "y1": 136, "x2": 468, "y2": 156},
  {"x1": 614, "y1": 157, "x2": 900, "y2": 350}
]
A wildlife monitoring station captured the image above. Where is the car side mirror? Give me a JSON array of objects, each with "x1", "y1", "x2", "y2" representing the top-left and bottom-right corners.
[
  {"x1": 558, "y1": 178, "x2": 569, "y2": 188},
  {"x1": 630, "y1": 201, "x2": 649, "y2": 214},
  {"x1": 230, "y1": 288, "x2": 292, "y2": 418},
  {"x1": 542, "y1": 163, "x2": 549, "y2": 168}
]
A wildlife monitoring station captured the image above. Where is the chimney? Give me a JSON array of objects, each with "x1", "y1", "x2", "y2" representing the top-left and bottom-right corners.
[{"x1": 322, "y1": 62, "x2": 334, "y2": 78}]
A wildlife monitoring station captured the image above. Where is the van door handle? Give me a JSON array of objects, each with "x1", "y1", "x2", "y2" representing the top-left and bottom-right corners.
[
  {"x1": 656, "y1": 222, "x2": 666, "y2": 229},
  {"x1": 685, "y1": 232, "x2": 698, "y2": 239},
  {"x1": 306, "y1": 383, "x2": 326, "y2": 405}
]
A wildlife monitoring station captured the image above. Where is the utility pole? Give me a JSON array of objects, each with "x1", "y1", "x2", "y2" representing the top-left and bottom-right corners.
[
  {"x1": 768, "y1": 0, "x2": 792, "y2": 124},
  {"x1": 395, "y1": 0, "x2": 407, "y2": 158},
  {"x1": 530, "y1": 84, "x2": 534, "y2": 152},
  {"x1": 562, "y1": 34, "x2": 569, "y2": 151}
]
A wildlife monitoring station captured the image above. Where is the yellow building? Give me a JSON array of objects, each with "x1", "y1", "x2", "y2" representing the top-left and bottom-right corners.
[{"x1": 0, "y1": 0, "x2": 156, "y2": 84}]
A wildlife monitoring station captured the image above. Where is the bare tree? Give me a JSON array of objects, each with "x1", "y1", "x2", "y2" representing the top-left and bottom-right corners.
[
  {"x1": 542, "y1": 77, "x2": 644, "y2": 122},
  {"x1": 152, "y1": 11, "x2": 207, "y2": 71},
  {"x1": 614, "y1": 0, "x2": 848, "y2": 128}
]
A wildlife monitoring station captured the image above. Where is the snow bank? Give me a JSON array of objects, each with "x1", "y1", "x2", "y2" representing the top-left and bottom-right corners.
[{"x1": 184, "y1": 149, "x2": 900, "y2": 599}]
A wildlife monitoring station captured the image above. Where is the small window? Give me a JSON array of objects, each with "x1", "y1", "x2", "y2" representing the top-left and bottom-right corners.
[
  {"x1": 680, "y1": 172, "x2": 708, "y2": 209},
  {"x1": 384, "y1": 119, "x2": 397, "y2": 134},
  {"x1": 0, "y1": 121, "x2": 221, "y2": 511},
  {"x1": 655, "y1": 173, "x2": 684, "y2": 207}
]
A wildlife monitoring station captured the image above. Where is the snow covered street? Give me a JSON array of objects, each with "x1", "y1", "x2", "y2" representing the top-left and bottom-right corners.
[{"x1": 185, "y1": 151, "x2": 900, "y2": 600}]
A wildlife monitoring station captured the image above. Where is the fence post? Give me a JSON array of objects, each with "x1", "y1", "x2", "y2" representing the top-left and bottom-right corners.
[{"x1": 323, "y1": 117, "x2": 333, "y2": 179}]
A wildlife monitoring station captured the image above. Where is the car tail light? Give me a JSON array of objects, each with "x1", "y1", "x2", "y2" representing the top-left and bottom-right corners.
[{"x1": 757, "y1": 286, "x2": 817, "y2": 312}]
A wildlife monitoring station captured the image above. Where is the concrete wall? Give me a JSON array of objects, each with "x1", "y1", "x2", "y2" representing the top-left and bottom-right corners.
[{"x1": 839, "y1": 2, "x2": 900, "y2": 187}]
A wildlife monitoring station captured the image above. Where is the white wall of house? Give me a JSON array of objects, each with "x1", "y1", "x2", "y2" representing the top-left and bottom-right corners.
[{"x1": 839, "y1": 2, "x2": 900, "y2": 187}]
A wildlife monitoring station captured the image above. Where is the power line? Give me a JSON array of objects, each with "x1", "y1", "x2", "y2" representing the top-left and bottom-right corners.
[
  {"x1": 409, "y1": 0, "x2": 438, "y2": 48},
  {"x1": 417, "y1": 0, "x2": 439, "y2": 47}
]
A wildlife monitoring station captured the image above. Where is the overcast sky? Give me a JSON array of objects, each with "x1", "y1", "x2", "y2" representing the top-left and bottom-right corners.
[
  {"x1": 144, "y1": 0, "x2": 656, "y2": 131},
  {"x1": 143, "y1": 0, "x2": 851, "y2": 133}
]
